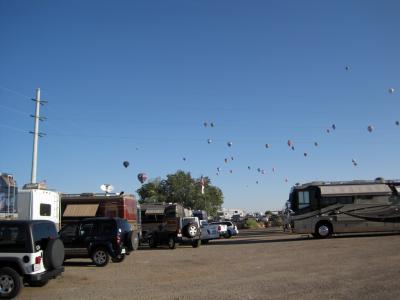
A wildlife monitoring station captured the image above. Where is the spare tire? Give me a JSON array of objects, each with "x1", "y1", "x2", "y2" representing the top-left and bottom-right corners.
[
  {"x1": 43, "y1": 239, "x2": 65, "y2": 269},
  {"x1": 125, "y1": 231, "x2": 139, "y2": 251},
  {"x1": 183, "y1": 223, "x2": 199, "y2": 238}
]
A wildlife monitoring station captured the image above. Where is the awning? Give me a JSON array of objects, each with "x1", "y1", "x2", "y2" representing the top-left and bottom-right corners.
[
  {"x1": 319, "y1": 184, "x2": 392, "y2": 196},
  {"x1": 63, "y1": 204, "x2": 99, "y2": 217},
  {"x1": 145, "y1": 208, "x2": 165, "y2": 215}
]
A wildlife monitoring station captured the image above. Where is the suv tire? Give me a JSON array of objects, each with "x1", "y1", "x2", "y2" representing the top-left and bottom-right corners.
[
  {"x1": 168, "y1": 236, "x2": 176, "y2": 249},
  {"x1": 91, "y1": 247, "x2": 110, "y2": 267},
  {"x1": 183, "y1": 223, "x2": 199, "y2": 238},
  {"x1": 0, "y1": 267, "x2": 22, "y2": 299},
  {"x1": 191, "y1": 239, "x2": 201, "y2": 248},
  {"x1": 43, "y1": 239, "x2": 65, "y2": 269},
  {"x1": 111, "y1": 254, "x2": 126, "y2": 263}
]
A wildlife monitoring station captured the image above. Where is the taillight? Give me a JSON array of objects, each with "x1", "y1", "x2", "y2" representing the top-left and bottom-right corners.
[
  {"x1": 35, "y1": 256, "x2": 42, "y2": 265},
  {"x1": 116, "y1": 233, "x2": 121, "y2": 244}
]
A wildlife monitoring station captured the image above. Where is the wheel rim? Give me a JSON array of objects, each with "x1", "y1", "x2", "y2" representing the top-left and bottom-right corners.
[
  {"x1": 188, "y1": 226, "x2": 197, "y2": 236},
  {"x1": 94, "y1": 250, "x2": 107, "y2": 264},
  {"x1": 0, "y1": 274, "x2": 15, "y2": 294},
  {"x1": 318, "y1": 225, "x2": 330, "y2": 237}
]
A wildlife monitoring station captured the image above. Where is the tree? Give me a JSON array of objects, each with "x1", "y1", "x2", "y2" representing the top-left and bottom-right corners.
[{"x1": 136, "y1": 170, "x2": 224, "y2": 217}]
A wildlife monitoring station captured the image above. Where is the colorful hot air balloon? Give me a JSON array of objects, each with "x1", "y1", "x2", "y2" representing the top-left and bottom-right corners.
[
  {"x1": 389, "y1": 88, "x2": 395, "y2": 94},
  {"x1": 123, "y1": 161, "x2": 129, "y2": 168},
  {"x1": 207, "y1": 138, "x2": 212, "y2": 144},
  {"x1": 367, "y1": 125, "x2": 374, "y2": 133},
  {"x1": 137, "y1": 173, "x2": 148, "y2": 184},
  {"x1": 287, "y1": 140, "x2": 292, "y2": 147},
  {"x1": 227, "y1": 141, "x2": 233, "y2": 147},
  {"x1": 265, "y1": 143, "x2": 270, "y2": 149}
]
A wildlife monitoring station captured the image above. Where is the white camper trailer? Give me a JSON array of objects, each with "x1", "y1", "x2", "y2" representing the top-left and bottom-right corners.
[{"x1": 17, "y1": 189, "x2": 60, "y2": 229}]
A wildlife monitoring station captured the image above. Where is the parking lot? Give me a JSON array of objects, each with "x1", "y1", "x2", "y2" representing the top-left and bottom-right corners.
[{"x1": 19, "y1": 228, "x2": 400, "y2": 300}]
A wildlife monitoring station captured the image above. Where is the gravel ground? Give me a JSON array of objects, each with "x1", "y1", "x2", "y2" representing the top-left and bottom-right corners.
[{"x1": 19, "y1": 228, "x2": 400, "y2": 300}]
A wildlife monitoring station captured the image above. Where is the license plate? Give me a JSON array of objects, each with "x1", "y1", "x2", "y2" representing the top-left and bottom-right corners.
[{"x1": 121, "y1": 248, "x2": 126, "y2": 254}]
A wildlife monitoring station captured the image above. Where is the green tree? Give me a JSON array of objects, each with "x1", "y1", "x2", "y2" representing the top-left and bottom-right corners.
[{"x1": 137, "y1": 170, "x2": 223, "y2": 217}]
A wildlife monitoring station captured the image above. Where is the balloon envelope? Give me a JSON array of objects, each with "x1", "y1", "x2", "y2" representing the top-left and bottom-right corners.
[
  {"x1": 367, "y1": 125, "x2": 374, "y2": 132},
  {"x1": 389, "y1": 88, "x2": 395, "y2": 94},
  {"x1": 227, "y1": 142, "x2": 233, "y2": 147},
  {"x1": 137, "y1": 173, "x2": 148, "y2": 184},
  {"x1": 123, "y1": 161, "x2": 129, "y2": 168}
]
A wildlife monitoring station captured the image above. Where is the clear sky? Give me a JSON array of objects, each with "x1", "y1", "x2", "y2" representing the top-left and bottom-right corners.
[{"x1": 1, "y1": 0, "x2": 399, "y2": 213}]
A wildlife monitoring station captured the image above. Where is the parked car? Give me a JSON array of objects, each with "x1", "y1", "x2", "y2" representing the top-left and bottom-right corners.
[
  {"x1": 0, "y1": 220, "x2": 65, "y2": 299},
  {"x1": 59, "y1": 217, "x2": 136, "y2": 267},
  {"x1": 145, "y1": 204, "x2": 201, "y2": 249},
  {"x1": 211, "y1": 221, "x2": 238, "y2": 238},
  {"x1": 210, "y1": 222, "x2": 229, "y2": 237},
  {"x1": 199, "y1": 220, "x2": 220, "y2": 244}
]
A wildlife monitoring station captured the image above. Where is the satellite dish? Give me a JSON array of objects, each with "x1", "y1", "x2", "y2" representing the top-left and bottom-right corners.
[{"x1": 100, "y1": 184, "x2": 114, "y2": 193}]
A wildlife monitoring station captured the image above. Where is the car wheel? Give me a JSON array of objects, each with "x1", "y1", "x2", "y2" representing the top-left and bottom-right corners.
[
  {"x1": 184, "y1": 223, "x2": 199, "y2": 238},
  {"x1": 314, "y1": 222, "x2": 332, "y2": 239},
  {"x1": 111, "y1": 254, "x2": 126, "y2": 263},
  {"x1": 168, "y1": 236, "x2": 176, "y2": 249},
  {"x1": 0, "y1": 267, "x2": 22, "y2": 299},
  {"x1": 148, "y1": 236, "x2": 157, "y2": 248},
  {"x1": 224, "y1": 231, "x2": 232, "y2": 238},
  {"x1": 191, "y1": 239, "x2": 201, "y2": 248},
  {"x1": 43, "y1": 239, "x2": 65, "y2": 269},
  {"x1": 91, "y1": 247, "x2": 110, "y2": 267}
]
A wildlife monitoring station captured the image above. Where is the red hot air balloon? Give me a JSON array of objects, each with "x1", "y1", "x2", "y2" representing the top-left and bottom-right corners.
[
  {"x1": 137, "y1": 173, "x2": 148, "y2": 184},
  {"x1": 287, "y1": 140, "x2": 292, "y2": 147}
]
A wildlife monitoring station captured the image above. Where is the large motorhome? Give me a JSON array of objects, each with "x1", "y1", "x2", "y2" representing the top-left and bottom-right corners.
[
  {"x1": 287, "y1": 178, "x2": 400, "y2": 238},
  {"x1": 61, "y1": 193, "x2": 141, "y2": 238}
]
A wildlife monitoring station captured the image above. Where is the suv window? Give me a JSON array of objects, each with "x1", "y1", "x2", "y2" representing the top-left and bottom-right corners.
[
  {"x1": 0, "y1": 224, "x2": 27, "y2": 252},
  {"x1": 97, "y1": 221, "x2": 115, "y2": 236},
  {"x1": 32, "y1": 222, "x2": 58, "y2": 251},
  {"x1": 118, "y1": 220, "x2": 131, "y2": 233},
  {"x1": 79, "y1": 223, "x2": 94, "y2": 237},
  {"x1": 60, "y1": 223, "x2": 78, "y2": 237}
]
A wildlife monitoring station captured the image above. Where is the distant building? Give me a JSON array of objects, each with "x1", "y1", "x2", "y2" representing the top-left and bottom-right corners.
[
  {"x1": 217, "y1": 208, "x2": 247, "y2": 220},
  {"x1": 0, "y1": 173, "x2": 18, "y2": 217}
]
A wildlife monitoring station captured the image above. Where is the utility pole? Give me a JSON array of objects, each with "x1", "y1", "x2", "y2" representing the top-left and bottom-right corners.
[{"x1": 30, "y1": 88, "x2": 47, "y2": 184}]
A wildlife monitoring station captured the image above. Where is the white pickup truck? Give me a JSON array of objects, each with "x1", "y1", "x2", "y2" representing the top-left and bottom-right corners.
[{"x1": 199, "y1": 220, "x2": 227, "y2": 244}]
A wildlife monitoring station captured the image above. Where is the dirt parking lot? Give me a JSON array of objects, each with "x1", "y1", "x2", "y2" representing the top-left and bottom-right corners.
[{"x1": 19, "y1": 228, "x2": 400, "y2": 300}]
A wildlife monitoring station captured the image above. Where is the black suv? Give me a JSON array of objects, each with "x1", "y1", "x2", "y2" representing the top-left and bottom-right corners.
[
  {"x1": 59, "y1": 217, "x2": 136, "y2": 267},
  {"x1": 0, "y1": 220, "x2": 65, "y2": 299}
]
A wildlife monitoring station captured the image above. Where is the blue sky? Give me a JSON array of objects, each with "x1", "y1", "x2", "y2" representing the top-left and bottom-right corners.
[{"x1": 1, "y1": 1, "x2": 399, "y2": 212}]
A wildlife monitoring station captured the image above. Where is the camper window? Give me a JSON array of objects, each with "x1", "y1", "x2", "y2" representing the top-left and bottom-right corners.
[{"x1": 40, "y1": 204, "x2": 51, "y2": 216}]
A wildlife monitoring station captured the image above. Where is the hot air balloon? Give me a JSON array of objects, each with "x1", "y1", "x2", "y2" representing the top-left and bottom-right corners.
[
  {"x1": 265, "y1": 143, "x2": 270, "y2": 149},
  {"x1": 367, "y1": 125, "x2": 374, "y2": 133},
  {"x1": 352, "y1": 159, "x2": 358, "y2": 166},
  {"x1": 287, "y1": 140, "x2": 292, "y2": 147},
  {"x1": 123, "y1": 161, "x2": 129, "y2": 168},
  {"x1": 291, "y1": 146, "x2": 295, "y2": 151},
  {"x1": 203, "y1": 122, "x2": 208, "y2": 127},
  {"x1": 332, "y1": 124, "x2": 336, "y2": 130},
  {"x1": 224, "y1": 158, "x2": 228, "y2": 163},
  {"x1": 207, "y1": 139, "x2": 212, "y2": 144},
  {"x1": 183, "y1": 157, "x2": 186, "y2": 161},
  {"x1": 257, "y1": 168, "x2": 261, "y2": 173},
  {"x1": 137, "y1": 173, "x2": 148, "y2": 184},
  {"x1": 389, "y1": 88, "x2": 395, "y2": 94},
  {"x1": 304, "y1": 152, "x2": 308, "y2": 157},
  {"x1": 261, "y1": 169, "x2": 265, "y2": 175},
  {"x1": 345, "y1": 65, "x2": 350, "y2": 71},
  {"x1": 285, "y1": 177, "x2": 288, "y2": 183},
  {"x1": 326, "y1": 129, "x2": 330, "y2": 133},
  {"x1": 272, "y1": 167, "x2": 276, "y2": 172},
  {"x1": 256, "y1": 181, "x2": 259, "y2": 184},
  {"x1": 248, "y1": 166, "x2": 251, "y2": 170},
  {"x1": 217, "y1": 167, "x2": 221, "y2": 172},
  {"x1": 314, "y1": 142, "x2": 319, "y2": 147},
  {"x1": 231, "y1": 156, "x2": 234, "y2": 161},
  {"x1": 227, "y1": 141, "x2": 233, "y2": 147},
  {"x1": 396, "y1": 121, "x2": 400, "y2": 126},
  {"x1": 210, "y1": 122, "x2": 215, "y2": 127},
  {"x1": 229, "y1": 170, "x2": 233, "y2": 174}
]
